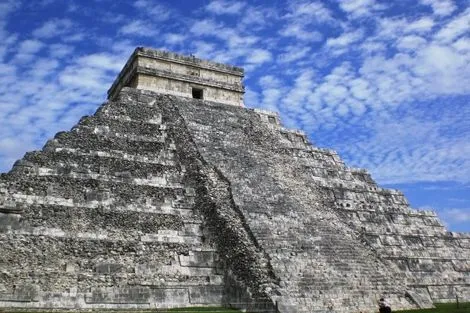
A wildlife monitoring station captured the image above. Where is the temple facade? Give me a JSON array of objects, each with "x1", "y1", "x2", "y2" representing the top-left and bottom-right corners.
[{"x1": 107, "y1": 47, "x2": 245, "y2": 106}]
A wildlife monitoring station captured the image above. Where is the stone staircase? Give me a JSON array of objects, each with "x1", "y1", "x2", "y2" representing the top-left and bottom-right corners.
[
  {"x1": 1, "y1": 87, "x2": 469, "y2": 312},
  {"x1": 170, "y1": 91, "x2": 416, "y2": 313},
  {"x1": 0, "y1": 93, "x2": 224, "y2": 309}
]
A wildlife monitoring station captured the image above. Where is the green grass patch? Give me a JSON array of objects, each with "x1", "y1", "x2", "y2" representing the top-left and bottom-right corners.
[
  {"x1": 166, "y1": 307, "x2": 240, "y2": 312},
  {"x1": 0, "y1": 307, "x2": 243, "y2": 313},
  {"x1": 396, "y1": 302, "x2": 470, "y2": 313}
]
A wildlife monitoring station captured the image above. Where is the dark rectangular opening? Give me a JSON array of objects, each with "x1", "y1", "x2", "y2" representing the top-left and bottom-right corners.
[{"x1": 192, "y1": 88, "x2": 203, "y2": 99}]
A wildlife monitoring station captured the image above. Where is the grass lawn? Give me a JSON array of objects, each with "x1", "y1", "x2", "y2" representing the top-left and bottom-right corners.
[
  {"x1": 166, "y1": 308, "x2": 240, "y2": 312},
  {"x1": 0, "y1": 307, "x2": 242, "y2": 313},
  {"x1": 396, "y1": 302, "x2": 470, "y2": 313}
]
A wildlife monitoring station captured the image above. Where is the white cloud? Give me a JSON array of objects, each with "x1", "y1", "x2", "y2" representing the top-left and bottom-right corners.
[
  {"x1": 396, "y1": 35, "x2": 428, "y2": 50},
  {"x1": 259, "y1": 75, "x2": 281, "y2": 89},
  {"x1": 246, "y1": 49, "x2": 272, "y2": 65},
  {"x1": 192, "y1": 40, "x2": 217, "y2": 59},
  {"x1": 282, "y1": 69, "x2": 316, "y2": 111},
  {"x1": 188, "y1": 18, "x2": 263, "y2": 66},
  {"x1": 376, "y1": 17, "x2": 408, "y2": 40},
  {"x1": 277, "y1": 5, "x2": 470, "y2": 180},
  {"x1": 190, "y1": 19, "x2": 221, "y2": 36},
  {"x1": 64, "y1": 32, "x2": 84, "y2": 42},
  {"x1": 348, "y1": 78, "x2": 371, "y2": 100},
  {"x1": 279, "y1": 1, "x2": 332, "y2": 42},
  {"x1": 77, "y1": 53, "x2": 124, "y2": 71},
  {"x1": 190, "y1": 19, "x2": 259, "y2": 50},
  {"x1": 284, "y1": 1, "x2": 333, "y2": 22},
  {"x1": 19, "y1": 39, "x2": 43, "y2": 54},
  {"x1": 453, "y1": 38, "x2": 470, "y2": 52},
  {"x1": 165, "y1": 33, "x2": 187, "y2": 45},
  {"x1": 257, "y1": 75, "x2": 284, "y2": 111},
  {"x1": 326, "y1": 29, "x2": 364, "y2": 48},
  {"x1": 133, "y1": 1, "x2": 172, "y2": 21},
  {"x1": 360, "y1": 40, "x2": 386, "y2": 55},
  {"x1": 278, "y1": 46, "x2": 311, "y2": 63},
  {"x1": 335, "y1": 109, "x2": 470, "y2": 184},
  {"x1": 240, "y1": 7, "x2": 278, "y2": 30},
  {"x1": 206, "y1": 0, "x2": 246, "y2": 15},
  {"x1": 32, "y1": 18, "x2": 74, "y2": 38},
  {"x1": 13, "y1": 39, "x2": 44, "y2": 63},
  {"x1": 29, "y1": 58, "x2": 59, "y2": 78},
  {"x1": 405, "y1": 17, "x2": 435, "y2": 33},
  {"x1": 279, "y1": 22, "x2": 323, "y2": 42},
  {"x1": 244, "y1": 87, "x2": 259, "y2": 107},
  {"x1": 420, "y1": 0, "x2": 456, "y2": 17},
  {"x1": 48, "y1": 44, "x2": 74, "y2": 58},
  {"x1": 441, "y1": 208, "x2": 470, "y2": 223},
  {"x1": 435, "y1": 8, "x2": 470, "y2": 43},
  {"x1": 338, "y1": 0, "x2": 385, "y2": 18},
  {"x1": 118, "y1": 20, "x2": 159, "y2": 37},
  {"x1": 412, "y1": 44, "x2": 470, "y2": 94}
]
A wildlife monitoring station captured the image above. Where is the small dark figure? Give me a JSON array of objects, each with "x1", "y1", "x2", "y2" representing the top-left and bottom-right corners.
[{"x1": 378, "y1": 298, "x2": 392, "y2": 313}]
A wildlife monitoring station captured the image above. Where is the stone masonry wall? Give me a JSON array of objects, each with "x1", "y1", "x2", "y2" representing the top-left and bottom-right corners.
[
  {"x1": 0, "y1": 91, "x2": 225, "y2": 309},
  {"x1": 136, "y1": 73, "x2": 243, "y2": 107},
  {"x1": 172, "y1": 93, "x2": 417, "y2": 313},
  {"x1": 171, "y1": 92, "x2": 470, "y2": 310},
  {"x1": 1, "y1": 87, "x2": 469, "y2": 313},
  {"x1": 107, "y1": 47, "x2": 245, "y2": 106}
]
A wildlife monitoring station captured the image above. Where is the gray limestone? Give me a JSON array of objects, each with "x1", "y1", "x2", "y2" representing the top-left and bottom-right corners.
[{"x1": 0, "y1": 48, "x2": 469, "y2": 313}]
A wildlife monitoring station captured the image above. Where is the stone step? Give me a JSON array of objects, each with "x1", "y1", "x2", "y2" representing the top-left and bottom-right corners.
[
  {"x1": 14, "y1": 166, "x2": 185, "y2": 189},
  {"x1": 0, "y1": 176, "x2": 187, "y2": 205},
  {"x1": 0, "y1": 193, "x2": 201, "y2": 219},
  {"x1": 97, "y1": 99, "x2": 163, "y2": 123},
  {"x1": 0, "y1": 266, "x2": 223, "y2": 286},
  {"x1": 7, "y1": 226, "x2": 203, "y2": 245},
  {"x1": 50, "y1": 147, "x2": 176, "y2": 166},
  {"x1": 8, "y1": 203, "x2": 185, "y2": 234},
  {"x1": 76, "y1": 115, "x2": 166, "y2": 138},
  {"x1": 96, "y1": 112, "x2": 163, "y2": 126},
  {"x1": 45, "y1": 131, "x2": 168, "y2": 157},
  {"x1": 0, "y1": 235, "x2": 214, "y2": 274},
  {"x1": 13, "y1": 150, "x2": 179, "y2": 180}
]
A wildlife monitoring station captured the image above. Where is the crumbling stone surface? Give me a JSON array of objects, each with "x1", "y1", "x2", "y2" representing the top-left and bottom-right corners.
[
  {"x1": 0, "y1": 90, "x2": 225, "y2": 310},
  {"x1": 0, "y1": 87, "x2": 469, "y2": 313}
]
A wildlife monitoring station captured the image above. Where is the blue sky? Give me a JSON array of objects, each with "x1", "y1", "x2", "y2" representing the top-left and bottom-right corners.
[{"x1": 0, "y1": 0, "x2": 469, "y2": 231}]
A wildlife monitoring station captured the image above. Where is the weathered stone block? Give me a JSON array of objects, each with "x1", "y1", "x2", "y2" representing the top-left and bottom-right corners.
[
  {"x1": 86, "y1": 287, "x2": 151, "y2": 304},
  {"x1": 95, "y1": 262, "x2": 123, "y2": 274},
  {"x1": 179, "y1": 251, "x2": 217, "y2": 267},
  {"x1": 189, "y1": 286, "x2": 223, "y2": 304},
  {"x1": 0, "y1": 284, "x2": 40, "y2": 302}
]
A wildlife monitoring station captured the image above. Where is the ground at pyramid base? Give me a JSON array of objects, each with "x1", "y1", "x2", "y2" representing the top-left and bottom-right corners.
[
  {"x1": 0, "y1": 48, "x2": 469, "y2": 313},
  {"x1": 1, "y1": 303, "x2": 467, "y2": 313}
]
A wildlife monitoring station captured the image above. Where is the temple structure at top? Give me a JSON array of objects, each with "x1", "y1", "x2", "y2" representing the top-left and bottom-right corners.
[{"x1": 107, "y1": 47, "x2": 245, "y2": 106}]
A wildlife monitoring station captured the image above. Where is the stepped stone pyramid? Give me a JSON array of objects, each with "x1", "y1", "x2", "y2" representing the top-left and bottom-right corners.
[{"x1": 1, "y1": 47, "x2": 469, "y2": 313}]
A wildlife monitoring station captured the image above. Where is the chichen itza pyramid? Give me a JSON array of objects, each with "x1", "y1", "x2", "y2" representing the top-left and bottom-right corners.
[{"x1": 0, "y1": 47, "x2": 469, "y2": 313}]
